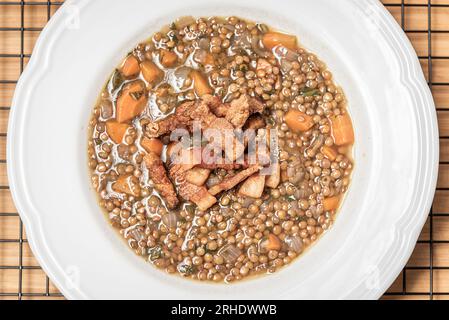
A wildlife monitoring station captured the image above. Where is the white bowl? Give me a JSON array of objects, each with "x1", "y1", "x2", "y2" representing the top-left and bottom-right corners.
[{"x1": 7, "y1": 0, "x2": 438, "y2": 300}]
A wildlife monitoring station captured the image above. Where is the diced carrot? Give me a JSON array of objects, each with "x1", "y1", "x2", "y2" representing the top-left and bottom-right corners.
[
  {"x1": 191, "y1": 70, "x2": 213, "y2": 97},
  {"x1": 160, "y1": 49, "x2": 178, "y2": 68},
  {"x1": 321, "y1": 146, "x2": 338, "y2": 161},
  {"x1": 141, "y1": 137, "x2": 164, "y2": 156},
  {"x1": 106, "y1": 121, "x2": 130, "y2": 144},
  {"x1": 116, "y1": 81, "x2": 148, "y2": 123},
  {"x1": 285, "y1": 110, "x2": 314, "y2": 132},
  {"x1": 141, "y1": 60, "x2": 163, "y2": 84},
  {"x1": 323, "y1": 196, "x2": 341, "y2": 212},
  {"x1": 262, "y1": 32, "x2": 297, "y2": 50},
  {"x1": 112, "y1": 175, "x2": 141, "y2": 197},
  {"x1": 331, "y1": 114, "x2": 354, "y2": 146},
  {"x1": 121, "y1": 55, "x2": 140, "y2": 77},
  {"x1": 266, "y1": 234, "x2": 282, "y2": 251}
]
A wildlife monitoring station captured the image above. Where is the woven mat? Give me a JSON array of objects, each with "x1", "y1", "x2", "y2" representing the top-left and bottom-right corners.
[{"x1": 0, "y1": 0, "x2": 448, "y2": 300}]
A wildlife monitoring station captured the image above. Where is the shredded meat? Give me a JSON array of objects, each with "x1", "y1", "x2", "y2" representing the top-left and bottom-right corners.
[
  {"x1": 144, "y1": 152, "x2": 179, "y2": 209},
  {"x1": 205, "y1": 94, "x2": 265, "y2": 128},
  {"x1": 208, "y1": 165, "x2": 261, "y2": 196},
  {"x1": 146, "y1": 101, "x2": 196, "y2": 138},
  {"x1": 146, "y1": 97, "x2": 232, "y2": 138},
  {"x1": 168, "y1": 149, "x2": 217, "y2": 211},
  {"x1": 146, "y1": 97, "x2": 244, "y2": 160},
  {"x1": 224, "y1": 95, "x2": 265, "y2": 128},
  {"x1": 177, "y1": 177, "x2": 217, "y2": 211},
  {"x1": 198, "y1": 162, "x2": 243, "y2": 171},
  {"x1": 244, "y1": 114, "x2": 266, "y2": 131}
]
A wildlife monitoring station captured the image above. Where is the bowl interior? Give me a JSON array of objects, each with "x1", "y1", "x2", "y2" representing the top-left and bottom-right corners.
[{"x1": 9, "y1": 0, "x2": 431, "y2": 299}]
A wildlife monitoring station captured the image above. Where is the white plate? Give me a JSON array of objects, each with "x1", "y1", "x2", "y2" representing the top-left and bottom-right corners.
[{"x1": 7, "y1": 0, "x2": 438, "y2": 300}]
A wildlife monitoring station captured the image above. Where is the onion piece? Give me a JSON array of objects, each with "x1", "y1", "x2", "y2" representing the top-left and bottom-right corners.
[
  {"x1": 251, "y1": 35, "x2": 270, "y2": 58},
  {"x1": 273, "y1": 46, "x2": 300, "y2": 62},
  {"x1": 172, "y1": 66, "x2": 192, "y2": 91},
  {"x1": 206, "y1": 174, "x2": 221, "y2": 188},
  {"x1": 128, "y1": 228, "x2": 144, "y2": 242},
  {"x1": 162, "y1": 212, "x2": 178, "y2": 229},
  {"x1": 175, "y1": 16, "x2": 196, "y2": 29},
  {"x1": 198, "y1": 38, "x2": 211, "y2": 50},
  {"x1": 285, "y1": 236, "x2": 304, "y2": 254},
  {"x1": 219, "y1": 244, "x2": 242, "y2": 263}
]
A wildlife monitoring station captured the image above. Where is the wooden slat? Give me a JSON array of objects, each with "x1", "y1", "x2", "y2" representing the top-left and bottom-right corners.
[
  {"x1": 434, "y1": 190, "x2": 449, "y2": 213},
  {"x1": 0, "y1": 216, "x2": 19, "y2": 240},
  {"x1": 0, "y1": 189, "x2": 17, "y2": 214},
  {"x1": 434, "y1": 243, "x2": 449, "y2": 267},
  {"x1": 0, "y1": 109, "x2": 9, "y2": 135},
  {"x1": 0, "y1": 136, "x2": 6, "y2": 160},
  {"x1": 437, "y1": 164, "x2": 449, "y2": 188},
  {"x1": 0, "y1": 242, "x2": 39, "y2": 266},
  {"x1": 434, "y1": 216, "x2": 449, "y2": 241},
  {"x1": 0, "y1": 83, "x2": 16, "y2": 108},
  {"x1": 437, "y1": 111, "x2": 449, "y2": 136},
  {"x1": 0, "y1": 163, "x2": 8, "y2": 186}
]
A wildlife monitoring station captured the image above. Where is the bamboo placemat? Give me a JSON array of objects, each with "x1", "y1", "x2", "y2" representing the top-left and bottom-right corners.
[{"x1": 0, "y1": 0, "x2": 448, "y2": 300}]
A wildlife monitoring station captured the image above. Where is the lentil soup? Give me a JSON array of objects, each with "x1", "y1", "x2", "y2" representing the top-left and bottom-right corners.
[{"x1": 87, "y1": 16, "x2": 355, "y2": 283}]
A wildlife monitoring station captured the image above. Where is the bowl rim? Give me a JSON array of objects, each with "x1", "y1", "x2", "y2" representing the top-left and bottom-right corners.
[{"x1": 7, "y1": 0, "x2": 439, "y2": 300}]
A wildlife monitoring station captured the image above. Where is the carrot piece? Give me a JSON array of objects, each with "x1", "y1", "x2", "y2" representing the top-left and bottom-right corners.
[
  {"x1": 266, "y1": 234, "x2": 282, "y2": 251},
  {"x1": 321, "y1": 146, "x2": 338, "y2": 161},
  {"x1": 331, "y1": 114, "x2": 354, "y2": 146},
  {"x1": 106, "y1": 121, "x2": 130, "y2": 144},
  {"x1": 141, "y1": 137, "x2": 164, "y2": 156},
  {"x1": 203, "y1": 53, "x2": 215, "y2": 66},
  {"x1": 160, "y1": 49, "x2": 178, "y2": 68},
  {"x1": 112, "y1": 175, "x2": 141, "y2": 197},
  {"x1": 285, "y1": 110, "x2": 314, "y2": 132},
  {"x1": 323, "y1": 196, "x2": 341, "y2": 212},
  {"x1": 191, "y1": 70, "x2": 213, "y2": 97},
  {"x1": 262, "y1": 32, "x2": 297, "y2": 50},
  {"x1": 141, "y1": 60, "x2": 163, "y2": 84},
  {"x1": 116, "y1": 81, "x2": 148, "y2": 123},
  {"x1": 121, "y1": 55, "x2": 140, "y2": 77}
]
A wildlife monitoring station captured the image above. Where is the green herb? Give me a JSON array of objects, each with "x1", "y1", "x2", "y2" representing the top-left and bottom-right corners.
[
  {"x1": 130, "y1": 90, "x2": 144, "y2": 100},
  {"x1": 257, "y1": 23, "x2": 269, "y2": 33},
  {"x1": 184, "y1": 204, "x2": 196, "y2": 215},
  {"x1": 295, "y1": 216, "x2": 308, "y2": 222},
  {"x1": 266, "y1": 117, "x2": 276, "y2": 126},
  {"x1": 178, "y1": 263, "x2": 196, "y2": 276},
  {"x1": 300, "y1": 87, "x2": 320, "y2": 97},
  {"x1": 110, "y1": 69, "x2": 124, "y2": 92},
  {"x1": 148, "y1": 245, "x2": 163, "y2": 262},
  {"x1": 285, "y1": 195, "x2": 297, "y2": 202},
  {"x1": 239, "y1": 64, "x2": 248, "y2": 72},
  {"x1": 94, "y1": 138, "x2": 102, "y2": 146}
]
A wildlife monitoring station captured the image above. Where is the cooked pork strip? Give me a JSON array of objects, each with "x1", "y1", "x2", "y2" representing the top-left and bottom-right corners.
[
  {"x1": 168, "y1": 150, "x2": 217, "y2": 211},
  {"x1": 147, "y1": 97, "x2": 244, "y2": 160},
  {"x1": 144, "y1": 152, "x2": 179, "y2": 209},
  {"x1": 208, "y1": 165, "x2": 261, "y2": 196},
  {"x1": 177, "y1": 177, "x2": 217, "y2": 211}
]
